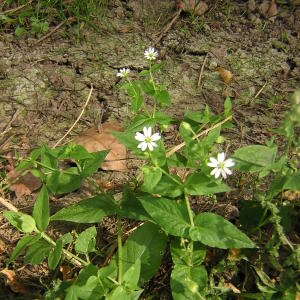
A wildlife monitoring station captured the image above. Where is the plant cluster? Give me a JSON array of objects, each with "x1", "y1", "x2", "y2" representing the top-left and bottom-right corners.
[
  {"x1": 0, "y1": 0, "x2": 108, "y2": 37},
  {"x1": 1, "y1": 48, "x2": 299, "y2": 299}
]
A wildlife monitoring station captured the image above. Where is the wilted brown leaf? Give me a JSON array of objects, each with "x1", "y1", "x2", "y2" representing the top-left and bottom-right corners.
[
  {"x1": 0, "y1": 269, "x2": 26, "y2": 293},
  {"x1": 0, "y1": 237, "x2": 6, "y2": 254},
  {"x1": 74, "y1": 122, "x2": 127, "y2": 171},
  {"x1": 95, "y1": 179, "x2": 115, "y2": 191},
  {"x1": 59, "y1": 265, "x2": 73, "y2": 281},
  {"x1": 177, "y1": 0, "x2": 208, "y2": 16},
  {"x1": 259, "y1": 0, "x2": 277, "y2": 18},
  {"x1": 216, "y1": 67, "x2": 233, "y2": 85},
  {"x1": 8, "y1": 170, "x2": 42, "y2": 198}
]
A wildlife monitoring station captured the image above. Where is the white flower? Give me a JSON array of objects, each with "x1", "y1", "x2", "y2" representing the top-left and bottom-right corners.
[
  {"x1": 207, "y1": 152, "x2": 235, "y2": 179},
  {"x1": 135, "y1": 127, "x2": 161, "y2": 151},
  {"x1": 144, "y1": 47, "x2": 158, "y2": 61},
  {"x1": 117, "y1": 68, "x2": 130, "y2": 78}
]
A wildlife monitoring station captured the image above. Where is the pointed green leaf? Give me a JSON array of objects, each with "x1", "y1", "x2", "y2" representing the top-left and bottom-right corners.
[
  {"x1": 171, "y1": 264, "x2": 207, "y2": 300},
  {"x1": 51, "y1": 194, "x2": 119, "y2": 223},
  {"x1": 81, "y1": 150, "x2": 109, "y2": 177},
  {"x1": 48, "y1": 238, "x2": 63, "y2": 270},
  {"x1": 32, "y1": 185, "x2": 49, "y2": 232},
  {"x1": 119, "y1": 222, "x2": 167, "y2": 285},
  {"x1": 24, "y1": 239, "x2": 51, "y2": 264},
  {"x1": 139, "y1": 195, "x2": 191, "y2": 237},
  {"x1": 184, "y1": 172, "x2": 231, "y2": 195},
  {"x1": 75, "y1": 226, "x2": 97, "y2": 254},
  {"x1": 142, "y1": 166, "x2": 162, "y2": 192},
  {"x1": 9, "y1": 234, "x2": 41, "y2": 263},
  {"x1": 190, "y1": 212, "x2": 256, "y2": 249},
  {"x1": 3, "y1": 211, "x2": 36, "y2": 233}
]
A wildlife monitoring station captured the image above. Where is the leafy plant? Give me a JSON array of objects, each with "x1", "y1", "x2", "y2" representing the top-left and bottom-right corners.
[{"x1": 2, "y1": 48, "x2": 299, "y2": 299}]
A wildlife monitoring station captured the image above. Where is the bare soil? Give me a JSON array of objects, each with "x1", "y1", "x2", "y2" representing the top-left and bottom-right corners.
[{"x1": 0, "y1": 0, "x2": 299, "y2": 298}]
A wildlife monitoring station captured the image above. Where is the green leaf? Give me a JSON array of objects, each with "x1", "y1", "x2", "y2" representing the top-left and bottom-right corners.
[
  {"x1": 139, "y1": 195, "x2": 191, "y2": 237},
  {"x1": 59, "y1": 144, "x2": 93, "y2": 160},
  {"x1": 233, "y1": 145, "x2": 277, "y2": 173},
  {"x1": 41, "y1": 144, "x2": 58, "y2": 169},
  {"x1": 240, "y1": 201, "x2": 265, "y2": 231},
  {"x1": 139, "y1": 63, "x2": 163, "y2": 76},
  {"x1": 146, "y1": 174, "x2": 183, "y2": 198},
  {"x1": 126, "y1": 115, "x2": 156, "y2": 132},
  {"x1": 171, "y1": 264, "x2": 207, "y2": 300},
  {"x1": 32, "y1": 185, "x2": 49, "y2": 232},
  {"x1": 81, "y1": 150, "x2": 109, "y2": 177},
  {"x1": 224, "y1": 97, "x2": 232, "y2": 117},
  {"x1": 51, "y1": 194, "x2": 119, "y2": 223},
  {"x1": 66, "y1": 264, "x2": 105, "y2": 300},
  {"x1": 3, "y1": 211, "x2": 36, "y2": 233},
  {"x1": 75, "y1": 226, "x2": 97, "y2": 254},
  {"x1": 170, "y1": 238, "x2": 206, "y2": 267},
  {"x1": 24, "y1": 239, "x2": 51, "y2": 264},
  {"x1": 123, "y1": 258, "x2": 141, "y2": 289},
  {"x1": 46, "y1": 167, "x2": 82, "y2": 195},
  {"x1": 120, "y1": 222, "x2": 167, "y2": 285},
  {"x1": 120, "y1": 185, "x2": 151, "y2": 221},
  {"x1": 9, "y1": 234, "x2": 41, "y2": 263},
  {"x1": 184, "y1": 172, "x2": 231, "y2": 195},
  {"x1": 48, "y1": 238, "x2": 63, "y2": 270},
  {"x1": 190, "y1": 213, "x2": 256, "y2": 249},
  {"x1": 139, "y1": 80, "x2": 155, "y2": 95},
  {"x1": 107, "y1": 285, "x2": 143, "y2": 300},
  {"x1": 155, "y1": 89, "x2": 171, "y2": 106},
  {"x1": 142, "y1": 166, "x2": 162, "y2": 192},
  {"x1": 126, "y1": 82, "x2": 143, "y2": 112}
]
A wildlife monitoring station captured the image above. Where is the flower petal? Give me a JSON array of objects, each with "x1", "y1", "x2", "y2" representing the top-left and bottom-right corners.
[
  {"x1": 150, "y1": 141, "x2": 158, "y2": 148},
  {"x1": 214, "y1": 169, "x2": 221, "y2": 179},
  {"x1": 147, "y1": 127, "x2": 152, "y2": 137},
  {"x1": 217, "y1": 152, "x2": 226, "y2": 162},
  {"x1": 140, "y1": 142, "x2": 148, "y2": 151},
  {"x1": 208, "y1": 162, "x2": 218, "y2": 168},
  {"x1": 135, "y1": 132, "x2": 146, "y2": 141},
  {"x1": 210, "y1": 168, "x2": 218, "y2": 176},
  {"x1": 223, "y1": 167, "x2": 232, "y2": 175},
  {"x1": 221, "y1": 169, "x2": 227, "y2": 179},
  {"x1": 209, "y1": 157, "x2": 218, "y2": 165},
  {"x1": 143, "y1": 127, "x2": 149, "y2": 137},
  {"x1": 224, "y1": 159, "x2": 235, "y2": 167},
  {"x1": 151, "y1": 133, "x2": 161, "y2": 141},
  {"x1": 148, "y1": 143, "x2": 154, "y2": 151}
]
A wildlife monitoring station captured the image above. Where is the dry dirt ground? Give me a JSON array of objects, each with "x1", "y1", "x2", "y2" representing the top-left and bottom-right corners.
[{"x1": 0, "y1": 0, "x2": 299, "y2": 298}]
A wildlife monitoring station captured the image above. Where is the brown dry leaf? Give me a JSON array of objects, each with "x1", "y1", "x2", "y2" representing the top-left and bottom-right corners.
[
  {"x1": 224, "y1": 282, "x2": 241, "y2": 294},
  {"x1": 95, "y1": 179, "x2": 115, "y2": 191},
  {"x1": 177, "y1": 0, "x2": 208, "y2": 16},
  {"x1": 0, "y1": 237, "x2": 6, "y2": 254},
  {"x1": 259, "y1": 0, "x2": 277, "y2": 18},
  {"x1": 59, "y1": 265, "x2": 73, "y2": 281},
  {"x1": 0, "y1": 269, "x2": 26, "y2": 294},
  {"x1": 74, "y1": 122, "x2": 127, "y2": 171},
  {"x1": 227, "y1": 248, "x2": 241, "y2": 261},
  {"x1": 282, "y1": 190, "x2": 300, "y2": 201},
  {"x1": 216, "y1": 67, "x2": 233, "y2": 85},
  {"x1": 8, "y1": 170, "x2": 42, "y2": 198}
]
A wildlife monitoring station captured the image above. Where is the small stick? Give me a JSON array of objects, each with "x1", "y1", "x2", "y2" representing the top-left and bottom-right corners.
[
  {"x1": 0, "y1": 110, "x2": 19, "y2": 137},
  {"x1": 166, "y1": 115, "x2": 232, "y2": 158},
  {"x1": 52, "y1": 84, "x2": 93, "y2": 148},
  {"x1": 154, "y1": 9, "x2": 182, "y2": 45},
  {"x1": 0, "y1": 196, "x2": 18, "y2": 212},
  {"x1": 1, "y1": 0, "x2": 33, "y2": 15},
  {"x1": 254, "y1": 81, "x2": 268, "y2": 99},
  {"x1": 197, "y1": 53, "x2": 209, "y2": 87},
  {"x1": 32, "y1": 17, "x2": 75, "y2": 47}
]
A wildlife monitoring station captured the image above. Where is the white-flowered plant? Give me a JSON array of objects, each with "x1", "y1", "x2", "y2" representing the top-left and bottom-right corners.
[
  {"x1": 135, "y1": 127, "x2": 161, "y2": 151},
  {"x1": 207, "y1": 152, "x2": 235, "y2": 179},
  {"x1": 144, "y1": 47, "x2": 158, "y2": 61},
  {"x1": 117, "y1": 68, "x2": 130, "y2": 78}
]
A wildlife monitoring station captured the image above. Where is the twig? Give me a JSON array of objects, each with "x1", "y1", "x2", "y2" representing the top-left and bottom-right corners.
[
  {"x1": 254, "y1": 81, "x2": 268, "y2": 99},
  {"x1": 197, "y1": 53, "x2": 209, "y2": 87},
  {"x1": 166, "y1": 115, "x2": 232, "y2": 158},
  {"x1": 0, "y1": 196, "x2": 18, "y2": 212},
  {"x1": 1, "y1": 0, "x2": 33, "y2": 15},
  {"x1": 32, "y1": 17, "x2": 75, "y2": 47},
  {"x1": 0, "y1": 110, "x2": 19, "y2": 137},
  {"x1": 154, "y1": 9, "x2": 182, "y2": 46},
  {"x1": 52, "y1": 84, "x2": 93, "y2": 148}
]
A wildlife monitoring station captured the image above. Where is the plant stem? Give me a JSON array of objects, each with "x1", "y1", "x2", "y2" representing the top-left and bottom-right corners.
[
  {"x1": 159, "y1": 167, "x2": 183, "y2": 186},
  {"x1": 117, "y1": 214, "x2": 123, "y2": 284},
  {"x1": 184, "y1": 194, "x2": 194, "y2": 227},
  {"x1": 40, "y1": 232, "x2": 88, "y2": 267}
]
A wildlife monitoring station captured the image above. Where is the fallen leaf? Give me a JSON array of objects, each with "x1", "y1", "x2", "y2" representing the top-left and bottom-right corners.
[
  {"x1": 282, "y1": 190, "x2": 300, "y2": 201},
  {"x1": 59, "y1": 265, "x2": 73, "y2": 281},
  {"x1": 0, "y1": 269, "x2": 26, "y2": 294},
  {"x1": 216, "y1": 67, "x2": 233, "y2": 85},
  {"x1": 224, "y1": 282, "x2": 241, "y2": 294},
  {"x1": 74, "y1": 122, "x2": 127, "y2": 171},
  {"x1": 0, "y1": 237, "x2": 5, "y2": 254},
  {"x1": 95, "y1": 179, "x2": 115, "y2": 191},
  {"x1": 177, "y1": 0, "x2": 208, "y2": 16},
  {"x1": 8, "y1": 170, "x2": 42, "y2": 198},
  {"x1": 259, "y1": 0, "x2": 277, "y2": 18}
]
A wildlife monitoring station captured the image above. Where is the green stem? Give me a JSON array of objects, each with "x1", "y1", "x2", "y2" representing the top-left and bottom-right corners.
[
  {"x1": 40, "y1": 232, "x2": 88, "y2": 266},
  {"x1": 159, "y1": 167, "x2": 183, "y2": 186},
  {"x1": 149, "y1": 62, "x2": 157, "y2": 118},
  {"x1": 184, "y1": 194, "x2": 194, "y2": 227},
  {"x1": 117, "y1": 215, "x2": 123, "y2": 284}
]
